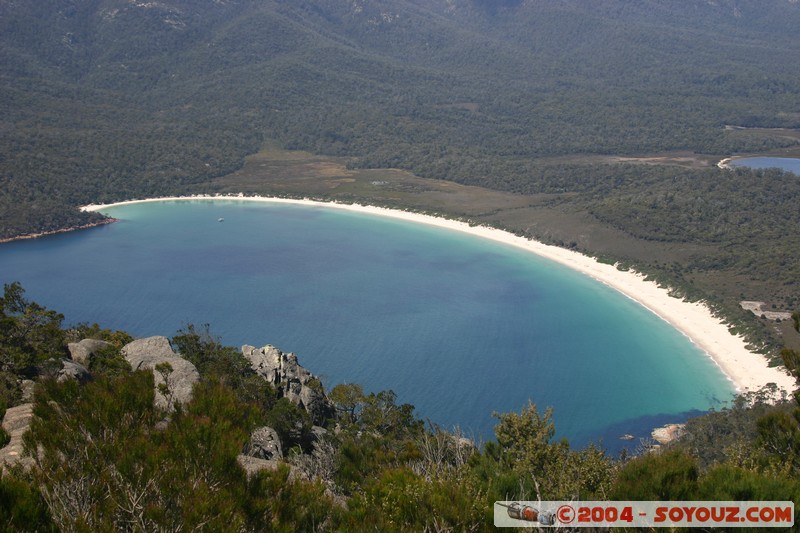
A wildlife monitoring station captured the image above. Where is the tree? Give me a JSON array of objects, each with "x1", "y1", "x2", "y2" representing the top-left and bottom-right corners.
[
  {"x1": 0, "y1": 282, "x2": 65, "y2": 378},
  {"x1": 265, "y1": 398, "x2": 313, "y2": 454},
  {"x1": 329, "y1": 383, "x2": 365, "y2": 425},
  {"x1": 360, "y1": 390, "x2": 423, "y2": 440},
  {"x1": 490, "y1": 401, "x2": 613, "y2": 500},
  {"x1": 493, "y1": 401, "x2": 557, "y2": 475}
]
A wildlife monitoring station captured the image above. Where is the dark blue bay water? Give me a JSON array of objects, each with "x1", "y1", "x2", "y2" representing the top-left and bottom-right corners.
[
  {"x1": 0, "y1": 200, "x2": 734, "y2": 451},
  {"x1": 729, "y1": 156, "x2": 800, "y2": 175}
]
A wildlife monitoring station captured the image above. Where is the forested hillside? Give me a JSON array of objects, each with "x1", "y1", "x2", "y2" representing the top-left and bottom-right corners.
[
  {"x1": 2, "y1": 0, "x2": 799, "y2": 227},
  {"x1": 2, "y1": 0, "x2": 800, "y2": 348}
]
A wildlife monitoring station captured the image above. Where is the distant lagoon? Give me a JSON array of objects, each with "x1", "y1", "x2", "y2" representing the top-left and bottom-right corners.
[
  {"x1": 728, "y1": 156, "x2": 800, "y2": 175},
  {"x1": 0, "y1": 200, "x2": 735, "y2": 451}
]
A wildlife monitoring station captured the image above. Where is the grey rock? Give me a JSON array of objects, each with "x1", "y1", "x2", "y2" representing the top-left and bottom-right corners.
[
  {"x1": 20, "y1": 380, "x2": 35, "y2": 403},
  {"x1": 311, "y1": 425, "x2": 328, "y2": 443},
  {"x1": 122, "y1": 336, "x2": 199, "y2": 411},
  {"x1": 236, "y1": 455, "x2": 306, "y2": 482},
  {"x1": 236, "y1": 455, "x2": 280, "y2": 479},
  {"x1": 123, "y1": 336, "x2": 177, "y2": 364},
  {"x1": 242, "y1": 344, "x2": 334, "y2": 424},
  {"x1": 300, "y1": 386, "x2": 330, "y2": 425},
  {"x1": 0, "y1": 403, "x2": 35, "y2": 471},
  {"x1": 57, "y1": 359, "x2": 90, "y2": 383},
  {"x1": 242, "y1": 344, "x2": 284, "y2": 383},
  {"x1": 67, "y1": 338, "x2": 112, "y2": 367},
  {"x1": 651, "y1": 423, "x2": 686, "y2": 445},
  {"x1": 243, "y1": 426, "x2": 283, "y2": 460}
]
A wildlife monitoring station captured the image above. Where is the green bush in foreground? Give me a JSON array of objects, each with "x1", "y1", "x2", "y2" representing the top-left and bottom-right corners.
[
  {"x1": 22, "y1": 372, "x2": 335, "y2": 531},
  {"x1": 0, "y1": 469, "x2": 54, "y2": 532}
]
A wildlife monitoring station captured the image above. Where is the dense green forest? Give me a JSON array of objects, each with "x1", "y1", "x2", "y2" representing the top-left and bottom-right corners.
[
  {"x1": 2, "y1": 0, "x2": 800, "y2": 354},
  {"x1": 1, "y1": 284, "x2": 800, "y2": 530}
]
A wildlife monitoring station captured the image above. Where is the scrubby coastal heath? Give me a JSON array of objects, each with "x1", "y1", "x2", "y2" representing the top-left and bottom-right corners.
[{"x1": 82, "y1": 195, "x2": 795, "y2": 396}]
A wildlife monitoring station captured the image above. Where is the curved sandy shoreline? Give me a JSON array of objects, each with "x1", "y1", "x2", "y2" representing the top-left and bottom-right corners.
[{"x1": 82, "y1": 195, "x2": 796, "y2": 396}]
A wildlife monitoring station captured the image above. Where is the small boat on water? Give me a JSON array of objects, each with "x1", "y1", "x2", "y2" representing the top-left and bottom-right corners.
[{"x1": 218, "y1": 217, "x2": 224, "y2": 222}]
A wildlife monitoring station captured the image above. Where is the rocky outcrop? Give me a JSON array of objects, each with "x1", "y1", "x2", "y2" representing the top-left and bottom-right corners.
[
  {"x1": 67, "y1": 338, "x2": 112, "y2": 367},
  {"x1": 0, "y1": 403, "x2": 34, "y2": 471},
  {"x1": 236, "y1": 455, "x2": 308, "y2": 483},
  {"x1": 20, "y1": 380, "x2": 35, "y2": 402},
  {"x1": 237, "y1": 455, "x2": 278, "y2": 478},
  {"x1": 242, "y1": 344, "x2": 334, "y2": 424},
  {"x1": 651, "y1": 423, "x2": 686, "y2": 445},
  {"x1": 123, "y1": 336, "x2": 176, "y2": 361},
  {"x1": 122, "y1": 336, "x2": 199, "y2": 411},
  {"x1": 57, "y1": 359, "x2": 91, "y2": 383},
  {"x1": 242, "y1": 426, "x2": 283, "y2": 460},
  {"x1": 311, "y1": 425, "x2": 328, "y2": 443}
]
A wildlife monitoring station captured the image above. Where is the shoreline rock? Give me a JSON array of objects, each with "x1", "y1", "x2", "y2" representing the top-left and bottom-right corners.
[{"x1": 651, "y1": 423, "x2": 686, "y2": 445}]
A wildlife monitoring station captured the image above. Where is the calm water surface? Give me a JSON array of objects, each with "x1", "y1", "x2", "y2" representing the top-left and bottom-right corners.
[
  {"x1": 0, "y1": 200, "x2": 735, "y2": 450},
  {"x1": 729, "y1": 157, "x2": 800, "y2": 175}
]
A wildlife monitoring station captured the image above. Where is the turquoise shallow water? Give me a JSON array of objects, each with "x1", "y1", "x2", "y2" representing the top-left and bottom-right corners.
[
  {"x1": 0, "y1": 200, "x2": 734, "y2": 450},
  {"x1": 729, "y1": 157, "x2": 800, "y2": 175}
]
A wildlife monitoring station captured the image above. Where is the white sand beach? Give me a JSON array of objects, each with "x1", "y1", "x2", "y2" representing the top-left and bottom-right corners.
[
  {"x1": 83, "y1": 195, "x2": 797, "y2": 396},
  {"x1": 717, "y1": 157, "x2": 733, "y2": 170}
]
